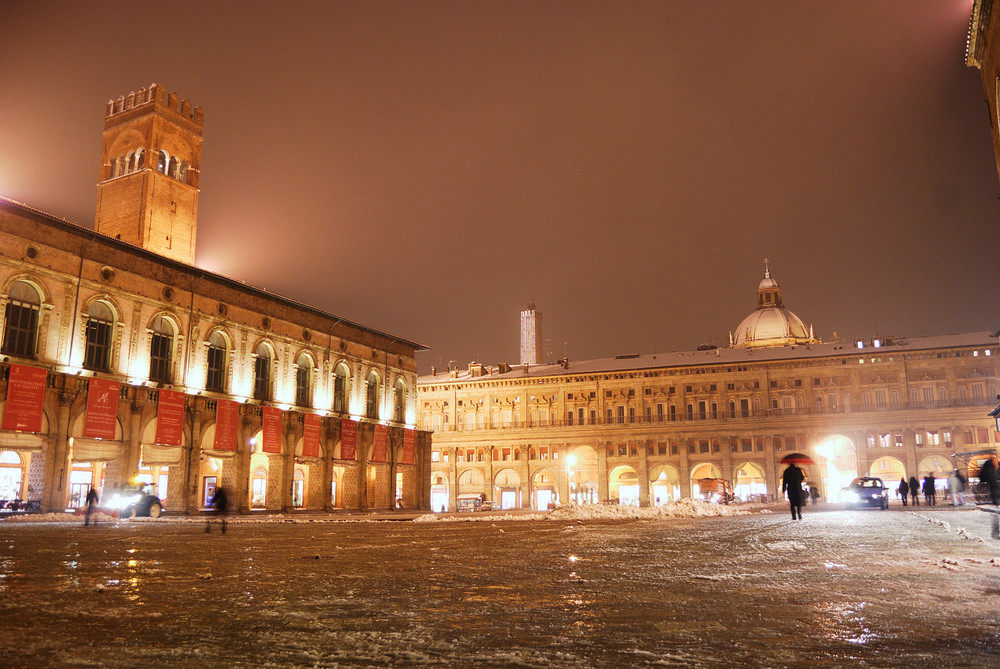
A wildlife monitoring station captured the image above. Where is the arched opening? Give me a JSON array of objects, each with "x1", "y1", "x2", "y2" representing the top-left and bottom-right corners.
[
  {"x1": 294, "y1": 352, "x2": 313, "y2": 407},
  {"x1": 649, "y1": 464, "x2": 680, "y2": 504},
  {"x1": 2, "y1": 280, "x2": 41, "y2": 358},
  {"x1": 148, "y1": 315, "x2": 175, "y2": 384},
  {"x1": 609, "y1": 465, "x2": 640, "y2": 506},
  {"x1": 566, "y1": 445, "x2": 599, "y2": 504},
  {"x1": 178, "y1": 160, "x2": 189, "y2": 183},
  {"x1": 734, "y1": 462, "x2": 767, "y2": 502},
  {"x1": 253, "y1": 342, "x2": 272, "y2": 401},
  {"x1": 205, "y1": 331, "x2": 229, "y2": 393},
  {"x1": 457, "y1": 468, "x2": 485, "y2": 511},
  {"x1": 689, "y1": 462, "x2": 723, "y2": 500},
  {"x1": 431, "y1": 473, "x2": 448, "y2": 513},
  {"x1": 532, "y1": 468, "x2": 557, "y2": 510},
  {"x1": 135, "y1": 148, "x2": 145, "y2": 170},
  {"x1": 168, "y1": 156, "x2": 179, "y2": 179},
  {"x1": 494, "y1": 468, "x2": 520, "y2": 509},
  {"x1": 157, "y1": 150, "x2": 167, "y2": 174},
  {"x1": 365, "y1": 369, "x2": 381, "y2": 419},
  {"x1": 0, "y1": 451, "x2": 26, "y2": 502},
  {"x1": 84, "y1": 301, "x2": 115, "y2": 372},
  {"x1": 251, "y1": 465, "x2": 268, "y2": 508},
  {"x1": 291, "y1": 467, "x2": 306, "y2": 508},
  {"x1": 869, "y1": 455, "x2": 906, "y2": 482},
  {"x1": 333, "y1": 363, "x2": 350, "y2": 414},
  {"x1": 394, "y1": 378, "x2": 406, "y2": 422},
  {"x1": 814, "y1": 434, "x2": 858, "y2": 503}
]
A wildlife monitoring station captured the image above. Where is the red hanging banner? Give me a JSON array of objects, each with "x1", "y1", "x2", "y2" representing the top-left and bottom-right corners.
[
  {"x1": 83, "y1": 378, "x2": 120, "y2": 439},
  {"x1": 402, "y1": 429, "x2": 416, "y2": 465},
  {"x1": 262, "y1": 405, "x2": 282, "y2": 454},
  {"x1": 371, "y1": 424, "x2": 388, "y2": 463},
  {"x1": 302, "y1": 413, "x2": 320, "y2": 458},
  {"x1": 154, "y1": 388, "x2": 185, "y2": 446},
  {"x1": 1, "y1": 364, "x2": 47, "y2": 433},
  {"x1": 340, "y1": 418, "x2": 357, "y2": 460},
  {"x1": 213, "y1": 399, "x2": 239, "y2": 451}
]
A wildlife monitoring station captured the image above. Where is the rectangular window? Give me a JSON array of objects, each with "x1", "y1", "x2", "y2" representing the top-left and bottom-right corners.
[
  {"x1": 657, "y1": 404, "x2": 664, "y2": 422},
  {"x1": 431, "y1": 451, "x2": 440, "y2": 462},
  {"x1": 566, "y1": 411, "x2": 574, "y2": 426},
  {"x1": 206, "y1": 345, "x2": 225, "y2": 393},
  {"x1": 295, "y1": 366, "x2": 311, "y2": 407},
  {"x1": 617, "y1": 406, "x2": 625, "y2": 424},
  {"x1": 150, "y1": 332, "x2": 173, "y2": 384},
  {"x1": 578, "y1": 407, "x2": 585, "y2": 424},
  {"x1": 628, "y1": 406, "x2": 636, "y2": 423},
  {"x1": 84, "y1": 319, "x2": 112, "y2": 372},
  {"x1": 253, "y1": 356, "x2": 271, "y2": 401},
  {"x1": 2, "y1": 301, "x2": 39, "y2": 358}
]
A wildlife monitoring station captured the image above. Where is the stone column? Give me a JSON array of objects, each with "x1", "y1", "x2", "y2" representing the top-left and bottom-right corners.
[
  {"x1": 322, "y1": 418, "x2": 337, "y2": 511},
  {"x1": 637, "y1": 439, "x2": 650, "y2": 507},
  {"x1": 559, "y1": 444, "x2": 570, "y2": 504},
  {"x1": 448, "y1": 446, "x2": 458, "y2": 511},
  {"x1": 123, "y1": 396, "x2": 143, "y2": 485},
  {"x1": 43, "y1": 388, "x2": 74, "y2": 513},
  {"x1": 236, "y1": 412, "x2": 253, "y2": 513},
  {"x1": 679, "y1": 437, "x2": 691, "y2": 498},
  {"x1": 182, "y1": 400, "x2": 204, "y2": 513},
  {"x1": 597, "y1": 441, "x2": 609, "y2": 502},
  {"x1": 280, "y1": 414, "x2": 296, "y2": 511}
]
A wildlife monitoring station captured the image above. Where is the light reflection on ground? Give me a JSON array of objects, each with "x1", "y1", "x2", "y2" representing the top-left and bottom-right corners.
[{"x1": 1, "y1": 506, "x2": 999, "y2": 667}]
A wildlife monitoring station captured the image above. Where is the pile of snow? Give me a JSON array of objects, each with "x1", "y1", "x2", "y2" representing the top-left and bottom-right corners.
[
  {"x1": 3, "y1": 512, "x2": 118, "y2": 523},
  {"x1": 548, "y1": 499, "x2": 748, "y2": 520},
  {"x1": 414, "y1": 499, "x2": 747, "y2": 523}
]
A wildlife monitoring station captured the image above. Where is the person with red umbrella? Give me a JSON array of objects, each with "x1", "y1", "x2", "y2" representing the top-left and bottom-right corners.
[{"x1": 780, "y1": 453, "x2": 813, "y2": 520}]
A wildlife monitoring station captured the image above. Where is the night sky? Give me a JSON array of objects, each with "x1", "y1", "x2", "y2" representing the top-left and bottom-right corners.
[{"x1": 2, "y1": 1, "x2": 997, "y2": 372}]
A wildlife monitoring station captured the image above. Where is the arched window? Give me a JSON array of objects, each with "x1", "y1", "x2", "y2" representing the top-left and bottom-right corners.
[
  {"x1": 205, "y1": 331, "x2": 228, "y2": 393},
  {"x1": 2, "y1": 281, "x2": 41, "y2": 358},
  {"x1": 125, "y1": 151, "x2": 135, "y2": 174},
  {"x1": 365, "y1": 369, "x2": 380, "y2": 419},
  {"x1": 168, "y1": 156, "x2": 179, "y2": 179},
  {"x1": 149, "y1": 315, "x2": 174, "y2": 384},
  {"x1": 333, "y1": 363, "x2": 350, "y2": 413},
  {"x1": 394, "y1": 378, "x2": 406, "y2": 422},
  {"x1": 295, "y1": 352, "x2": 312, "y2": 407},
  {"x1": 135, "y1": 148, "x2": 145, "y2": 170},
  {"x1": 253, "y1": 342, "x2": 272, "y2": 401},
  {"x1": 178, "y1": 160, "x2": 189, "y2": 184},
  {"x1": 109, "y1": 157, "x2": 118, "y2": 178},
  {"x1": 157, "y1": 151, "x2": 167, "y2": 174},
  {"x1": 84, "y1": 301, "x2": 114, "y2": 372}
]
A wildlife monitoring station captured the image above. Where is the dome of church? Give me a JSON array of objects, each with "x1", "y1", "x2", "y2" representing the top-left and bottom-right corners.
[
  {"x1": 733, "y1": 308, "x2": 810, "y2": 347},
  {"x1": 730, "y1": 261, "x2": 818, "y2": 349}
]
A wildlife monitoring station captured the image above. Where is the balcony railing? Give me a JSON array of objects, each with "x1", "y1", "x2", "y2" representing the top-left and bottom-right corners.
[{"x1": 424, "y1": 397, "x2": 997, "y2": 433}]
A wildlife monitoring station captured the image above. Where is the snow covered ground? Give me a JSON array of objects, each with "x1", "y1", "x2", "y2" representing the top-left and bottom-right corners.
[{"x1": 1, "y1": 503, "x2": 998, "y2": 667}]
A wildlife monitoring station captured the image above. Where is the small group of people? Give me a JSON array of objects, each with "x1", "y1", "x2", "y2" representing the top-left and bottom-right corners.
[
  {"x1": 895, "y1": 475, "x2": 938, "y2": 506},
  {"x1": 980, "y1": 456, "x2": 1000, "y2": 506}
]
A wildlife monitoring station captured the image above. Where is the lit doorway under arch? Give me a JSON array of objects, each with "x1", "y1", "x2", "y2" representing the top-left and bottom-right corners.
[
  {"x1": 734, "y1": 462, "x2": 767, "y2": 502},
  {"x1": 814, "y1": 435, "x2": 857, "y2": 503},
  {"x1": 649, "y1": 464, "x2": 680, "y2": 504}
]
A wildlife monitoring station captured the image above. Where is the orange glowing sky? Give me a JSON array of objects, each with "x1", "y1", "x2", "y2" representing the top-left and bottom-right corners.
[{"x1": 1, "y1": 1, "x2": 997, "y2": 371}]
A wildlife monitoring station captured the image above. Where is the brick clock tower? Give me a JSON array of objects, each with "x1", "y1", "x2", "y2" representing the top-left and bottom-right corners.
[{"x1": 94, "y1": 83, "x2": 203, "y2": 265}]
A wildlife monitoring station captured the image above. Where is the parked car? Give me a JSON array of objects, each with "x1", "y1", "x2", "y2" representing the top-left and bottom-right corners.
[
  {"x1": 843, "y1": 477, "x2": 889, "y2": 510},
  {"x1": 105, "y1": 484, "x2": 163, "y2": 518}
]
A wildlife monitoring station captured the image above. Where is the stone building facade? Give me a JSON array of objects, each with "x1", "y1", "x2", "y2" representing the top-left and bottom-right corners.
[
  {"x1": 419, "y1": 270, "x2": 999, "y2": 511},
  {"x1": 0, "y1": 84, "x2": 431, "y2": 514}
]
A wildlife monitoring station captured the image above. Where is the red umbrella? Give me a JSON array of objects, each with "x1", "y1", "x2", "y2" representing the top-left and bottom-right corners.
[{"x1": 780, "y1": 452, "x2": 815, "y2": 465}]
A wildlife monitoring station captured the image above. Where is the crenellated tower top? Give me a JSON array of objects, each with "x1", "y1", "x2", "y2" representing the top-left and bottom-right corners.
[{"x1": 95, "y1": 83, "x2": 204, "y2": 265}]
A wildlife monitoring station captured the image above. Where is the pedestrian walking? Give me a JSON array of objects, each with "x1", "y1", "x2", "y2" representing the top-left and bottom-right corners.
[
  {"x1": 781, "y1": 463, "x2": 805, "y2": 520},
  {"x1": 206, "y1": 486, "x2": 230, "y2": 534},
  {"x1": 922, "y1": 474, "x2": 936, "y2": 506},
  {"x1": 948, "y1": 469, "x2": 966, "y2": 506},
  {"x1": 909, "y1": 476, "x2": 920, "y2": 506},
  {"x1": 809, "y1": 485, "x2": 820, "y2": 506},
  {"x1": 84, "y1": 487, "x2": 99, "y2": 526},
  {"x1": 897, "y1": 477, "x2": 908, "y2": 507}
]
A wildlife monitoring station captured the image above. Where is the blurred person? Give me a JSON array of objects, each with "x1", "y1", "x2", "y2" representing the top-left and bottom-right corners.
[
  {"x1": 922, "y1": 474, "x2": 936, "y2": 506},
  {"x1": 909, "y1": 476, "x2": 921, "y2": 506},
  {"x1": 84, "y1": 487, "x2": 99, "y2": 526},
  {"x1": 781, "y1": 463, "x2": 805, "y2": 520},
  {"x1": 897, "y1": 477, "x2": 908, "y2": 507},
  {"x1": 206, "y1": 486, "x2": 230, "y2": 534}
]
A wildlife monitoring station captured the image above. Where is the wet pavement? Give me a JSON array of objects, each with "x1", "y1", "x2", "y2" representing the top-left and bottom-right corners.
[{"x1": 1, "y1": 504, "x2": 999, "y2": 668}]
